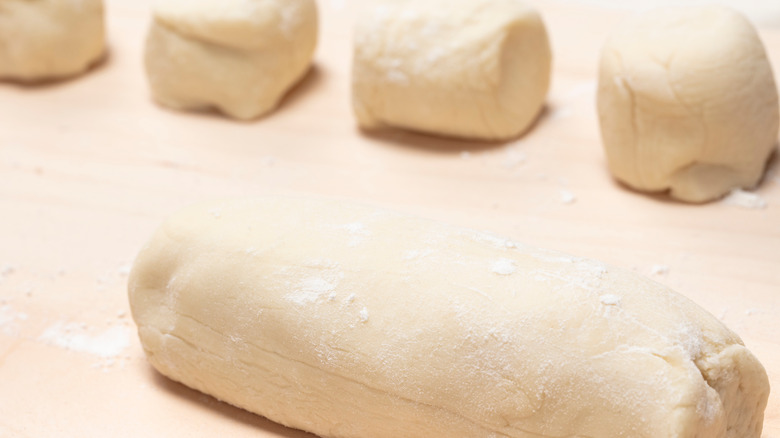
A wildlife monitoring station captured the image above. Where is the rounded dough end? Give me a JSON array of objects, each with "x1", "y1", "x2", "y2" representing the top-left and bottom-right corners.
[
  {"x1": 597, "y1": 6, "x2": 779, "y2": 202},
  {"x1": 0, "y1": 0, "x2": 105, "y2": 81}
]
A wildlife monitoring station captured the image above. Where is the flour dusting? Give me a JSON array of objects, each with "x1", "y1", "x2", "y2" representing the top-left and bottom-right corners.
[
  {"x1": 722, "y1": 189, "x2": 767, "y2": 209},
  {"x1": 491, "y1": 258, "x2": 517, "y2": 275},
  {"x1": 0, "y1": 304, "x2": 26, "y2": 335},
  {"x1": 286, "y1": 276, "x2": 337, "y2": 305},
  {"x1": 600, "y1": 294, "x2": 622, "y2": 306},
  {"x1": 650, "y1": 265, "x2": 669, "y2": 276},
  {"x1": 1, "y1": 264, "x2": 16, "y2": 277},
  {"x1": 559, "y1": 190, "x2": 577, "y2": 205},
  {"x1": 38, "y1": 321, "x2": 130, "y2": 358},
  {"x1": 335, "y1": 222, "x2": 371, "y2": 247}
]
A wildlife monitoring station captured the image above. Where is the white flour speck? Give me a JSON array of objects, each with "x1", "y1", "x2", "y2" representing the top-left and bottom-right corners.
[
  {"x1": 359, "y1": 307, "x2": 369, "y2": 322},
  {"x1": 460, "y1": 151, "x2": 471, "y2": 159},
  {"x1": 1, "y1": 264, "x2": 16, "y2": 277},
  {"x1": 650, "y1": 265, "x2": 669, "y2": 276},
  {"x1": 0, "y1": 305, "x2": 25, "y2": 335},
  {"x1": 118, "y1": 264, "x2": 132, "y2": 277},
  {"x1": 559, "y1": 190, "x2": 577, "y2": 205},
  {"x1": 491, "y1": 258, "x2": 517, "y2": 275},
  {"x1": 345, "y1": 293, "x2": 356, "y2": 304},
  {"x1": 286, "y1": 277, "x2": 337, "y2": 305},
  {"x1": 502, "y1": 148, "x2": 526, "y2": 169},
  {"x1": 335, "y1": 222, "x2": 370, "y2": 247},
  {"x1": 600, "y1": 294, "x2": 621, "y2": 306}
]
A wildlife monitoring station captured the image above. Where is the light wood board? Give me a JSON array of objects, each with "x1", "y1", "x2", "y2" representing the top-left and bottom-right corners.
[{"x1": 1, "y1": 0, "x2": 779, "y2": 436}]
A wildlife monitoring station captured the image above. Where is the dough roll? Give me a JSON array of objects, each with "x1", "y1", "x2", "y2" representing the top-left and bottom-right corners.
[
  {"x1": 128, "y1": 197, "x2": 769, "y2": 438},
  {"x1": 351, "y1": 0, "x2": 551, "y2": 140}
]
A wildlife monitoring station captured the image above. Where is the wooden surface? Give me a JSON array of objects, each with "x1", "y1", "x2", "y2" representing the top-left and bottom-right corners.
[{"x1": 1, "y1": 0, "x2": 779, "y2": 436}]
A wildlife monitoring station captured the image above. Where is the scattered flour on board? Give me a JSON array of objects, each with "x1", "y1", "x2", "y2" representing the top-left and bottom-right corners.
[
  {"x1": 0, "y1": 304, "x2": 27, "y2": 335},
  {"x1": 38, "y1": 321, "x2": 130, "y2": 358},
  {"x1": 650, "y1": 265, "x2": 669, "y2": 276},
  {"x1": 600, "y1": 294, "x2": 622, "y2": 306},
  {"x1": 502, "y1": 148, "x2": 526, "y2": 169},
  {"x1": 722, "y1": 189, "x2": 767, "y2": 209},
  {"x1": 1, "y1": 264, "x2": 16, "y2": 277},
  {"x1": 491, "y1": 258, "x2": 517, "y2": 275},
  {"x1": 118, "y1": 263, "x2": 132, "y2": 277},
  {"x1": 559, "y1": 190, "x2": 577, "y2": 205}
]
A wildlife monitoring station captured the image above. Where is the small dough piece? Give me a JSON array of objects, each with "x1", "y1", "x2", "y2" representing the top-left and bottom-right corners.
[
  {"x1": 0, "y1": 0, "x2": 105, "y2": 81},
  {"x1": 129, "y1": 197, "x2": 769, "y2": 438},
  {"x1": 144, "y1": 0, "x2": 318, "y2": 120},
  {"x1": 352, "y1": 0, "x2": 551, "y2": 141},
  {"x1": 597, "y1": 6, "x2": 779, "y2": 202}
]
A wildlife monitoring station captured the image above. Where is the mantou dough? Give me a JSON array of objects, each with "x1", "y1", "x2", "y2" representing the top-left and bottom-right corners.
[
  {"x1": 352, "y1": 0, "x2": 551, "y2": 140},
  {"x1": 144, "y1": 0, "x2": 318, "y2": 120},
  {"x1": 0, "y1": 0, "x2": 105, "y2": 81},
  {"x1": 129, "y1": 197, "x2": 769, "y2": 438},
  {"x1": 597, "y1": 6, "x2": 779, "y2": 202}
]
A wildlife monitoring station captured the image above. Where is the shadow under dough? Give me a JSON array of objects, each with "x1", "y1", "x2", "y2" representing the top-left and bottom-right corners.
[
  {"x1": 147, "y1": 364, "x2": 316, "y2": 438},
  {"x1": 357, "y1": 104, "x2": 552, "y2": 155},
  {"x1": 0, "y1": 47, "x2": 113, "y2": 90}
]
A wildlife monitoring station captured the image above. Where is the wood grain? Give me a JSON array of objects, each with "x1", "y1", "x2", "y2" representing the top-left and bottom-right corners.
[{"x1": 0, "y1": 0, "x2": 778, "y2": 436}]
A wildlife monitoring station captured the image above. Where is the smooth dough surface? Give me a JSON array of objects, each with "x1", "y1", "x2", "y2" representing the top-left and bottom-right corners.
[
  {"x1": 352, "y1": 0, "x2": 551, "y2": 140},
  {"x1": 144, "y1": 0, "x2": 317, "y2": 120},
  {"x1": 0, "y1": 0, "x2": 105, "y2": 81},
  {"x1": 129, "y1": 197, "x2": 769, "y2": 438},
  {"x1": 597, "y1": 6, "x2": 779, "y2": 202}
]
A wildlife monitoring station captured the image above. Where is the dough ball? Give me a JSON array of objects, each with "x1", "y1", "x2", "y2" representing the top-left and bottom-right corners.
[
  {"x1": 144, "y1": 0, "x2": 318, "y2": 120},
  {"x1": 352, "y1": 0, "x2": 552, "y2": 141},
  {"x1": 129, "y1": 197, "x2": 769, "y2": 438},
  {"x1": 597, "y1": 6, "x2": 779, "y2": 202},
  {"x1": 0, "y1": 0, "x2": 105, "y2": 81}
]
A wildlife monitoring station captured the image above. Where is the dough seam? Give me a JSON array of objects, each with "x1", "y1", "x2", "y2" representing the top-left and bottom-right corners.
[
  {"x1": 153, "y1": 18, "x2": 252, "y2": 56},
  {"x1": 144, "y1": 309, "x2": 586, "y2": 438}
]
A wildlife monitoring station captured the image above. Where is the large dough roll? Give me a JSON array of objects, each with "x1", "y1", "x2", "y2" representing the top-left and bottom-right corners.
[{"x1": 129, "y1": 197, "x2": 769, "y2": 438}]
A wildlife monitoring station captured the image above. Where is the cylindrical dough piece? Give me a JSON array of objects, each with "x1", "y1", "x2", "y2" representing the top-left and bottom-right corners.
[
  {"x1": 597, "y1": 6, "x2": 779, "y2": 203},
  {"x1": 144, "y1": 0, "x2": 318, "y2": 120},
  {"x1": 0, "y1": 0, "x2": 105, "y2": 81},
  {"x1": 352, "y1": 0, "x2": 551, "y2": 141},
  {"x1": 129, "y1": 197, "x2": 769, "y2": 438}
]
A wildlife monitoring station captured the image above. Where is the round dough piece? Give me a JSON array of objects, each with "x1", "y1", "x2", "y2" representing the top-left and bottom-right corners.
[
  {"x1": 597, "y1": 6, "x2": 779, "y2": 202},
  {"x1": 352, "y1": 0, "x2": 552, "y2": 141},
  {"x1": 129, "y1": 197, "x2": 769, "y2": 438},
  {"x1": 144, "y1": 0, "x2": 318, "y2": 120},
  {"x1": 0, "y1": 0, "x2": 105, "y2": 81}
]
